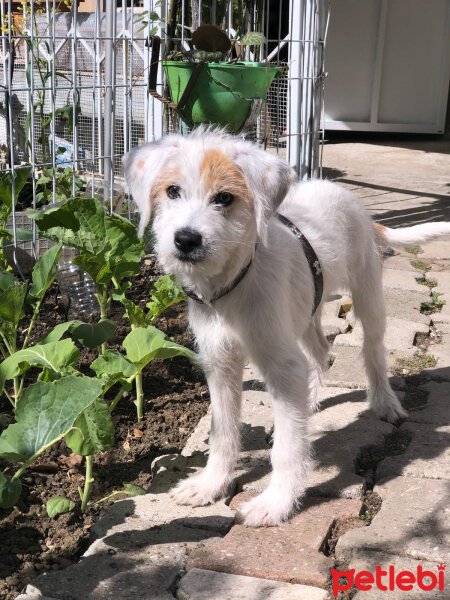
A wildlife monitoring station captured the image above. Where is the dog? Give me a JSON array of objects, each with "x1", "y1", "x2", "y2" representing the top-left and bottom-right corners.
[{"x1": 123, "y1": 128, "x2": 450, "y2": 527}]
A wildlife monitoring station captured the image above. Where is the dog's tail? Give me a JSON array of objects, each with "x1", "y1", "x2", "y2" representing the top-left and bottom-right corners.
[{"x1": 375, "y1": 222, "x2": 450, "y2": 247}]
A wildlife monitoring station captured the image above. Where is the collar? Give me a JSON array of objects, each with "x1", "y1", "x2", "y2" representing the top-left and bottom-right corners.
[{"x1": 183, "y1": 214, "x2": 323, "y2": 314}]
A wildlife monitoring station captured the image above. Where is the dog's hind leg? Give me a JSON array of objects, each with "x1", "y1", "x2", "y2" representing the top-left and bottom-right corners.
[
  {"x1": 239, "y1": 340, "x2": 311, "y2": 527},
  {"x1": 350, "y1": 258, "x2": 407, "y2": 423},
  {"x1": 301, "y1": 316, "x2": 329, "y2": 410},
  {"x1": 172, "y1": 333, "x2": 245, "y2": 506}
]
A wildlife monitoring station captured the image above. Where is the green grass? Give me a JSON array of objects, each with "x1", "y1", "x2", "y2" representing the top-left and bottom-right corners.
[
  {"x1": 405, "y1": 245, "x2": 421, "y2": 255},
  {"x1": 416, "y1": 277, "x2": 437, "y2": 288},
  {"x1": 411, "y1": 260, "x2": 430, "y2": 272},
  {"x1": 421, "y1": 291, "x2": 446, "y2": 313},
  {"x1": 396, "y1": 354, "x2": 437, "y2": 375}
]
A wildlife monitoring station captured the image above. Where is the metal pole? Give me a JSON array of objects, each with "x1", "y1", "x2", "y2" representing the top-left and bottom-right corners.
[{"x1": 103, "y1": 0, "x2": 114, "y2": 204}]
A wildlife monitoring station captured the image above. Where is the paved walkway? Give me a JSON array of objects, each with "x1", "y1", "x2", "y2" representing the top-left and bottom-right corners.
[{"x1": 17, "y1": 139, "x2": 450, "y2": 599}]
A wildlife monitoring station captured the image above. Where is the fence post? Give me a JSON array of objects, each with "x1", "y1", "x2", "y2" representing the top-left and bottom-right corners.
[{"x1": 103, "y1": 0, "x2": 115, "y2": 206}]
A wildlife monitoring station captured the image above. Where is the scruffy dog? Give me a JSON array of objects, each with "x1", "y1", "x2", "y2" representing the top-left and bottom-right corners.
[{"x1": 124, "y1": 129, "x2": 450, "y2": 527}]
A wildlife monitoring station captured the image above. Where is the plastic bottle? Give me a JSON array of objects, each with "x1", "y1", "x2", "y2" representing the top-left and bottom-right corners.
[{"x1": 57, "y1": 246, "x2": 99, "y2": 319}]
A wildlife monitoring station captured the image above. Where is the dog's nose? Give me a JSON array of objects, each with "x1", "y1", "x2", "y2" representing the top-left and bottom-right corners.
[{"x1": 174, "y1": 228, "x2": 203, "y2": 253}]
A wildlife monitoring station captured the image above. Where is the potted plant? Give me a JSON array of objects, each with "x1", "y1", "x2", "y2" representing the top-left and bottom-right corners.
[{"x1": 155, "y1": 24, "x2": 282, "y2": 133}]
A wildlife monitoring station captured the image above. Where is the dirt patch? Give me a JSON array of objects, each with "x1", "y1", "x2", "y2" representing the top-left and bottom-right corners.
[{"x1": 0, "y1": 257, "x2": 209, "y2": 600}]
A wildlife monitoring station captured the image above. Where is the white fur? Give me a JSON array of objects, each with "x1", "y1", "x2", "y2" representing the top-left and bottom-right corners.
[{"x1": 123, "y1": 129, "x2": 449, "y2": 527}]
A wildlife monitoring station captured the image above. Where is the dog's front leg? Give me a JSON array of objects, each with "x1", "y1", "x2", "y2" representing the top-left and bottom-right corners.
[
  {"x1": 172, "y1": 335, "x2": 244, "y2": 506},
  {"x1": 240, "y1": 342, "x2": 311, "y2": 527}
]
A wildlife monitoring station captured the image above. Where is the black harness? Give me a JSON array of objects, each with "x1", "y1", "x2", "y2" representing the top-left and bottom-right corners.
[{"x1": 184, "y1": 214, "x2": 324, "y2": 315}]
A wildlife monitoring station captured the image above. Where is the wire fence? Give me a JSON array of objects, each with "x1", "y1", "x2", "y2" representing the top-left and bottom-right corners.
[{"x1": 0, "y1": 0, "x2": 329, "y2": 275}]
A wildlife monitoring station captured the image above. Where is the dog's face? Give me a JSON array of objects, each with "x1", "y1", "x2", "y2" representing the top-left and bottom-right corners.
[{"x1": 123, "y1": 130, "x2": 293, "y2": 280}]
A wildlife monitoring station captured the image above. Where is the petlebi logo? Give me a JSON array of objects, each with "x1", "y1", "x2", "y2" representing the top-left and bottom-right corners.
[{"x1": 331, "y1": 563, "x2": 445, "y2": 596}]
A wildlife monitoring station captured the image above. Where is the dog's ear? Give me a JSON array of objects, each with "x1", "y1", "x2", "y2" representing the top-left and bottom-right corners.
[
  {"x1": 123, "y1": 138, "x2": 180, "y2": 237},
  {"x1": 233, "y1": 143, "x2": 294, "y2": 243}
]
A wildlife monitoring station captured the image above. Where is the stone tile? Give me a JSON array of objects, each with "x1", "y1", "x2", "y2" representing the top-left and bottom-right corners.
[
  {"x1": 382, "y1": 287, "x2": 431, "y2": 324},
  {"x1": 413, "y1": 381, "x2": 450, "y2": 424},
  {"x1": 382, "y1": 268, "x2": 426, "y2": 292},
  {"x1": 177, "y1": 568, "x2": 329, "y2": 600},
  {"x1": 149, "y1": 453, "x2": 206, "y2": 494},
  {"x1": 420, "y1": 240, "x2": 450, "y2": 261},
  {"x1": 333, "y1": 318, "x2": 429, "y2": 352},
  {"x1": 187, "y1": 494, "x2": 362, "y2": 588},
  {"x1": 181, "y1": 415, "x2": 211, "y2": 457},
  {"x1": 336, "y1": 477, "x2": 450, "y2": 564},
  {"x1": 376, "y1": 422, "x2": 450, "y2": 481},
  {"x1": 350, "y1": 552, "x2": 449, "y2": 599},
  {"x1": 382, "y1": 254, "x2": 418, "y2": 272}
]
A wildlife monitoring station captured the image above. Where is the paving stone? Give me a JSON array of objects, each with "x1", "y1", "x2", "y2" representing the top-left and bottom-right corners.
[
  {"x1": 181, "y1": 414, "x2": 211, "y2": 457},
  {"x1": 16, "y1": 589, "x2": 58, "y2": 600},
  {"x1": 382, "y1": 268, "x2": 426, "y2": 292},
  {"x1": 187, "y1": 493, "x2": 362, "y2": 588},
  {"x1": 177, "y1": 568, "x2": 329, "y2": 600},
  {"x1": 413, "y1": 381, "x2": 450, "y2": 424},
  {"x1": 419, "y1": 240, "x2": 450, "y2": 261},
  {"x1": 149, "y1": 453, "x2": 206, "y2": 493},
  {"x1": 382, "y1": 254, "x2": 418, "y2": 272},
  {"x1": 333, "y1": 318, "x2": 429, "y2": 352},
  {"x1": 350, "y1": 552, "x2": 449, "y2": 599},
  {"x1": 382, "y1": 287, "x2": 431, "y2": 324},
  {"x1": 376, "y1": 421, "x2": 450, "y2": 480},
  {"x1": 336, "y1": 477, "x2": 450, "y2": 564}
]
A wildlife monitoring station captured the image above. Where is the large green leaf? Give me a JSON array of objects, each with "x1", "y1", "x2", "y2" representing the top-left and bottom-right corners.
[
  {"x1": 0, "y1": 375, "x2": 103, "y2": 461},
  {"x1": 46, "y1": 496, "x2": 75, "y2": 517},
  {"x1": 0, "y1": 271, "x2": 16, "y2": 293},
  {"x1": 123, "y1": 326, "x2": 197, "y2": 372},
  {"x1": 0, "y1": 166, "x2": 32, "y2": 224},
  {"x1": 0, "y1": 473, "x2": 22, "y2": 509},
  {"x1": 70, "y1": 319, "x2": 116, "y2": 349},
  {"x1": 146, "y1": 274, "x2": 186, "y2": 322},
  {"x1": 36, "y1": 321, "x2": 76, "y2": 345},
  {"x1": 29, "y1": 243, "x2": 62, "y2": 300},
  {"x1": 91, "y1": 349, "x2": 136, "y2": 382},
  {"x1": 0, "y1": 339, "x2": 80, "y2": 391},
  {"x1": 66, "y1": 398, "x2": 114, "y2": 456},
  {"x1": 0, "y1": 282, "x2": 28, "y2": 327}
]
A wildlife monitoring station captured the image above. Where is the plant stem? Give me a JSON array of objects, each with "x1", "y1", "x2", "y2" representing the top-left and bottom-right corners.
[
  {"x1": 80, "y1": 455, "x2": 94, "y2": 512},
  {"x1": 135, "y1": 372, "x2": 144, "y2": 423},
  {"x1": 2, "y1": 387, "x2": 15, "y2": 408},
  {"x1": 109, "y1": 386, "x2": 126, "y2": 413},
  {"x1": 22, "y1": 300, "x2": 42, "y2": 350},
  {"x1": 0, "y1": 329, "x2": 13, "y2": 355}
]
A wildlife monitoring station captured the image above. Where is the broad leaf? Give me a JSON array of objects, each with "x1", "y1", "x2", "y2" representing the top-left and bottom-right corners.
[
  {"x1": 0, "y1": 282, "x2": 28, "y2": 327},
  {"x1": 122, "y1": 300, "x2": 146, "y2": 328},
  {"x1": 146, "y1": 274, "x2": 186, "y2": 321},
  {"x1": 91, "y1": 350, "x2": 136, "y2": 382},
  {"x1": 46, "y1": 496, "x2": 76, "y2": 517},
  {"x1": 0, "y1": 339, "x2": 80, "y2": 391},
  {"x1": 240, "y1": 32, "x2": 267, "y2": 46},
  {"x1": 123, "y1": 326, "x2": 196, "y2": 372},
  {"x1": 121, "y1": 483, "x2": 146, "y2": 497},
  {"x1": 0, "y1": 473, "x2": 22, "y2": 509},
  {"x1": 66, "y1": 398, "x2": 114, "y2": 456},
  {"x1": 4, "y1": 228, "x2": 34, "y2": 242},
  {"x1": 0, "y1": 271, "x2": 16, "y2": 292},
  {"x1": 70, "y1": 319, "x2": 116, "y2": 349},
  {"x1": 0, "y1": 166, "x2": 32, "y2": 223},
  {"x1": 36, "y1": 321, "x2": 76, "y2": 345},
  {"x1": 0, "y1": 375, "x2": 103, "y2": 462},
  {"x1": 29, "y1": 243, "x2": 62, "y2": 300}
]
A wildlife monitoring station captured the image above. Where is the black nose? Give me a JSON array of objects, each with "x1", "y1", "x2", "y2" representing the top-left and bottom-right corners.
[{"x1": 174, "y1": 228, "x2": 203, "y2": 253}]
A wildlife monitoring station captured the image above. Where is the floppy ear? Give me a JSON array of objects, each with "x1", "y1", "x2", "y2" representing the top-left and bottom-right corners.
[
  {"x1": 122, "y1": 137, "x2": 180, "y2": 237},
  {"x1": 233, "y1": 142, "x2": 294, "y2": 243}
]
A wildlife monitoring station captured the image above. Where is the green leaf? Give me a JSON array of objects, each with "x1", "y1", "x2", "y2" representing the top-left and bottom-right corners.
[
  {"x1": 121, "y1": 483, "x2": 146, "y2": 497},
  {"x1": 0, "y1": 473, "x2": 22, "y2": 509},
  {"x1": 123, "y1": 326, "x2": 196, "y2": 372},
  {"x1": 70, "y1": 319, "x2": 116, "y2": 349},
  {"x1": 4, "y1": 228, "x2": 35, "y2": 242},
  {"x1": 66, "y1": 399, "x2": 114, "y2": 456},
  {"x1": 0, "y1": 282, "x2": 28, "y2": 327},
  {"x1": 36, "y1": 321, "x2": 77, "y2": 345},
  {"x1": 0, "y1": 271, "x2": 16, "y2": 293},
  {"x1": 46, "y1": 496, "x2": 76, "y2": 517},
  {"x1": 0, "y1": 339, "x2": 80, "y2": 391},
  {"x1": 123, "y1": 300, "x2": 147, "y2": 328},
  {"x1": 146, "y1": 274, "x2": 186, "y2": 322},
  {"x1": 91, "y1": 350, "x2": 136, "y2": 382},
  {"x1": 0, "y1": 375, "x2": 104, "y2": 462},
  {"x1": 0, "y1": 166, "x2": 32, "y2": 224},
  {"x1": 240, "y1": 32, "x2": 267, "y2": 46},
  {"x1": 30, "y1": 243, "x2": 62, "y2": 300}
]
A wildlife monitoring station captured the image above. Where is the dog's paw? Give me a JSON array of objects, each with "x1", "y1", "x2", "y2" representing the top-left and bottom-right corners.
[
  {"x1": 239, "y1": 489, "x2": 294, "y2": 527},
  {"x1": 170, "y1": 471, "x2": 228, "y2": 507},
  {"x1": 372, "y1": 391, "x2": 408, "y2": 423}
]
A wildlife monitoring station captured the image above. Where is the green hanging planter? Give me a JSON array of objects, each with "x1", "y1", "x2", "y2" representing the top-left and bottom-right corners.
[{"x1": 162, "y1": 61, "x2": 282, "y2": 133}]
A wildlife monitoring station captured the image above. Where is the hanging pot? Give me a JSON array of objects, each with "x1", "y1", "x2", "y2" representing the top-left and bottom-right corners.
[{"x1": 162, "y1": 61, "x2": 282, "y2": 133}]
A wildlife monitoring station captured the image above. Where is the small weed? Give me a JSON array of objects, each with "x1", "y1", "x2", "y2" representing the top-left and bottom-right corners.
[
  {"x1": 396, "y1": 353, "x2": 437, "y2": 375},
  {"x1": 416, "y1": 277, "x2": 437, "y2": 288},
  {"x1": 421, "y1": 291, "x2": 446, "y2": 313},
  {"x1": 405, "y1": 245, "x2": 421, "y2": 255},
  {"x1": 411, "y1": 260, "x2": 430, "y2": 272}
]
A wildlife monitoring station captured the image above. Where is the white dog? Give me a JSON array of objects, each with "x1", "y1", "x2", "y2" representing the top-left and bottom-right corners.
[{"x1": 124, "y1": 128, "x2": 450, "y2": 527}]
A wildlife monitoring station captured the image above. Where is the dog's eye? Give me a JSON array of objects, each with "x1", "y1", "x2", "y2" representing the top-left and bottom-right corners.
[
  {"x1": 167, "y1": 185, "x2": 181, "y2": 199},
  {"x1": 213, "y1": 191, "x2": 234, "y2": 207}
]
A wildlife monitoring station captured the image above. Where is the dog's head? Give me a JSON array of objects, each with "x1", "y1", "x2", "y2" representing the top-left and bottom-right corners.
[{"x1": 123, "y1": 129, "x2": 293, "y2": 279}]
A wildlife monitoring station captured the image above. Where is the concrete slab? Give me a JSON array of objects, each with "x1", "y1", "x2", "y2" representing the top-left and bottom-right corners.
[
  {"x1": 376, "y1": 421, "x2": 450, "y2": 481},
  {"x1": 382, "y1": 287, "x2": 431, "y2": 324},
  {"x1": 336, "y1": 477, "x2": 450, "y2": 564},
  {"x1": 382, "y1": 268, "x2": 427, "y2": 292},
  {"x1": 177, "y1": 568, "x2": 329, "y2": 600},
  {"x1": 413, "y1": 381, "x2": 450, "y2": 424},
  {"x1": 333, "y1": 318, "x2": 429, "y2": 352}
]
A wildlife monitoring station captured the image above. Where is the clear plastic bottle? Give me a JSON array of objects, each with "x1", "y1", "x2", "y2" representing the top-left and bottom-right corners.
[{"x1": 57, "y1": 246, "x2": 99, "y2": 319}]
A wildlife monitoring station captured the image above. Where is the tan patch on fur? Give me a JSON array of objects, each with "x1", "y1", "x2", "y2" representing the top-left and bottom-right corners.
[
  {"x1": 152, "y1": 168, "x2": 182, "y2": 200},
  {"x1": 136, "y1": 159, "x2": 145, "y2": 169},
  {"x1": 201, "y1": 149, "x2": 250, "y2": 204},
  {"x1": 375, "y1": 223, "x2": 386, "y2": 239}
]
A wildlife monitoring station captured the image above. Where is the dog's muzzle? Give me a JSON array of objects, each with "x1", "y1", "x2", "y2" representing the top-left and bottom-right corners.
[{"x1": 174, "y1": 227, "x2": 205, "y2": 263}]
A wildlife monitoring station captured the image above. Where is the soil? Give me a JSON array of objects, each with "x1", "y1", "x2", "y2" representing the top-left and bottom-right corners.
[{"x1": 0, "y1": 257, "x2": 209, "y2": 600}]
